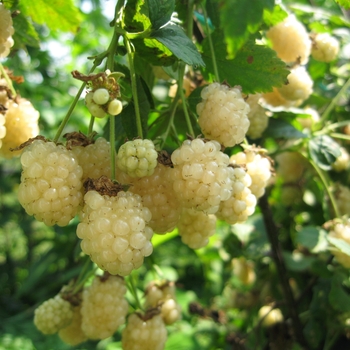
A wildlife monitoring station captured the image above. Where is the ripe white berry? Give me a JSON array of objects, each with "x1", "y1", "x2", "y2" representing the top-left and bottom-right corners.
[
  {"x1": 108, "y1": 99, "x2": 123, "y2": 115},
  {"x1": 77, "y1": 189, "x2": 153, "y2": 276},
  {"x1": 334, "y1": 185, "x2": 350, "y2": 216},
  {"x1": 177, "y1": 208, "x2": 216, "y2": 249},
  {"x1": 275, "y1": 151, "x2": 306, "y2": 183},
  {"x1": 18, "y1": 140, "x2": 83, "y2": 226},
  {"x1": 0, "y1": 4, "x2": 14, "y2": 58},
  {"x1": 85, "y1": 92, "x2": 106, "y2": 118},
  {"x1": 0, "y1": 113, "x2": 6, "y2": 150},
  {"x1": 258, "y1": 305, "x2": 284, "y2": 327},
  {"x1": 92, "y1": 88, "x2": 110, "y2": 105},
  {"x1": 171, "y1": 139, "x2": 235, "y2": 214},
  {"x1": 116, "y1": 163, "x2": 181, "y2": 234},
  {"x1": 197, "y1": 83, "x2": 250, "y2": 147},
  {"x1": 328, "y1": 220, "x2": 350, "y2": 268},
  {"x1": 81, "y1": 275, "x2": 129, "y2": 340},
  {"x1": 58, "y1": 306, "x2": 87, "y2": 346},
  {"x1": 232, "y1": 257, "x2": 256, "y2": 285},
  {"x1": 0, "y1": 98, "x2": 40, "y2": 158},
  {"x1": 261, "y1": 88, "x2": 303, "y2": 108},
  {"x1": 121, "y1": 312, "x2": 167, "y2": 350},
  {"x1": 311, "y1": 33, "x2": 340, "y2": 62},
  {"x1": 216, "y1": 165, "x2": 257, "y2": 224},
  {"x1": 332, "y1": 147, "x2": 349, "y2": 172},
  {"x1": 230, "y1": 149, "x2": 272, "y2": 199},
  {"x1": 144, "y1": 281, "x2": 181, "y2": 325},
  {"x1": 71, "y1": 137, "x2": 113, "y2": 181},
  {"x1": 266, "y1": 14, "x2": 311, "y2": 64},
  {"x1": 34, "y1": 295, "x2": 73, "y2": 335},
  {"x1": 278, "y1": 66, "x2": 313, "y2": 102},
  {"x1": 117, "y1": 139, "x2": 158, "y2": 178},
  {"x1": 245, "y1": 94, "x2": 269, "y2": 139}
]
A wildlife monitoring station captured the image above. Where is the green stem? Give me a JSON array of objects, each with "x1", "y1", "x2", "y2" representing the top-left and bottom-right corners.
[
  {"x1": 110, "y1": 116, "x2": 116, "y2": 180},
  {"x1": 309, "y1": 159, "x2": 340, "y2": 219},
  {"x1": 178, "y1": 63, "x2": 194, "y2": 137},
  {"x1": 330, "y1": 132, "x2": 350, "y2": 141},
  {"x1": 319, "y1": 76, "x2": 350, "y2": 126},
  {"x1": 124, "y1": 36, "x2": 143, "y2": 139},
  {"x1": 88, "y1": 116, "x2": 95, "y2": 135},
  {"x1": 53, "y1": 62, "x2": 99, "y2": 143},
  {"x1": 128, "y1": 274, "x2": 143, "y2": 311},
  {"x1": 160, "y1": 95, "x2": 180, "y2": 149},
  {"x1": 201, "y1": 5, "x2": 220, "y2": 82},
  {"x1": 0, "y1": 63, "x2": 16, "y2": 97}
]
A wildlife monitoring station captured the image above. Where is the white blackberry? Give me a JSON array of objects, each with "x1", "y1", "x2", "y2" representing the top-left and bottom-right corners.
[
  {"x1": 0, "y1": 3, "x2": 14, "y2": 58},
  {"x1": 245, "y1": 94, "x2": 269, "y2": 139},
  {"x1": 197, "y1": 83, "x2": 250, "y2": 147},
  {"x1": 311, "y1": 32, "x2": 340, "y2": 62}
]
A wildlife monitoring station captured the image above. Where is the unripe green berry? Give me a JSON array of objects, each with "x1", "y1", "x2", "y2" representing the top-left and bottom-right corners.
[{"x1": 93, "y1": 88, "x2": 110, "y2": 105}]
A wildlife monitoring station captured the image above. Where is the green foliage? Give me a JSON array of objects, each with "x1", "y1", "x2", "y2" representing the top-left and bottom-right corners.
[{"x1": 148, "y1": 0, "x2": 175, "y2": 30}]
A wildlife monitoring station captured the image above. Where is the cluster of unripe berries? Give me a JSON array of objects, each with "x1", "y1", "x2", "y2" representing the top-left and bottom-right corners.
[
  {"x1": 34, "y1": 275, "x2": 180, "y2": 349},
  {"x1": 262, "y1": 13, "x2": 339, "y2": 109}
]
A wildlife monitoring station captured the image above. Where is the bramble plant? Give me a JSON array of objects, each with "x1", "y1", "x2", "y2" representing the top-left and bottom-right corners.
[{"x1": 1, "y1": 0, "x2": 350, "y2": 349}]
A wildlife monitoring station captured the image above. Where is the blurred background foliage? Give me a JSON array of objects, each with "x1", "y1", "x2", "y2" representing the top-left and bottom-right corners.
[{"x1": 1, "y1": 0, "x2": 350, "y2": 349}]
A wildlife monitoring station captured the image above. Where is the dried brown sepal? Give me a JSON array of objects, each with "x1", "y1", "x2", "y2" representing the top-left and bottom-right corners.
[
  {"x1": 157, "y1": 150, "x2": 173, "y2": 167},
  {"x1": 83, "y1": 176, "x2": 126, "y2": 197},
  {"x1": 135, "y1": 307, "x2": 162, "y2": 322},
  {"x1": 11, "y1": 135, "x2": 47, "y2": 151},
  {"x1": 64, "y1": 131, "x2": 96, "y2": 149},
  {"x1": 229, "y1": 162, "x2": 247, "y2": 172},
  {"x1": 71, "y1": 70, "x2": 106, "y2": 83},
  {"x1": 145, "y1": 280, "x2": 174, "y2": 295}
]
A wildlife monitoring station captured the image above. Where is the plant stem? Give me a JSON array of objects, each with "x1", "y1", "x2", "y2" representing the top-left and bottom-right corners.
[
  {"x1": 110, "y1": 115, "x2": 116, "y2": 180},
  {"x1": 160, "y1": 94, "x2": 180, "y2": 149},
  {"x1": 53, "y1": 62, "x2": 99, "y2": 143},
  {"x1": 309, "y1": 159, "x2": 340, "y2": 219},
  {"x1": 201, "y1": 5, "x2": 220, "y2": 82},
  {"x1": 0, "y1": 63, "x2": 16, "y2": 97},
  {"x1": 178, "y1": 63, "x2": 194, "y2": 137},
  {"x1": 124, "y1": 36, "x2": 143, "y2": 139},
  {"x1": 319, "y1": 76, "x2": 350, "y2": 125},
  {"x1": 259, "y1": 193, "x2": 309, "y2": 349},
  {"x1": 128, "y1": 274, "x2": 143, "y2": 311}
]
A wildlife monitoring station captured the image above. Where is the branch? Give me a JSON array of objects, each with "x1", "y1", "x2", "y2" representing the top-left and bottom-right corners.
[{"x1": 258, "y1": 193, "x2": 309, "y2": 349}]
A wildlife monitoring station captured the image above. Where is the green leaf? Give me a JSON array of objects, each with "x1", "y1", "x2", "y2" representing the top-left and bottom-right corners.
[
  {"x1": 263, "y1": 5, "x2": 288, "y2": 27},
  {"x1": 148, "y1": 0, "x2": 175, "y2": 30},
  {"x1": 150, "y1": 24, "x2": 205, "y2": 67},
  {"x1": 220, "y1": 0, "x2": 272, "y2": 58},
  {"x1": 308, "y1": 135, "x2": 341, "y2": 170},
  {"x1": 124, "y1": 0, "x2": 151, "y2": 32},
  {"x1": 283, "y1": 251, "x2": 315, "y2": 271},
  {"x1": 19, "y1": 0, "x2": 82, "y2": 33},
  {"x1": 202, "y1": 32, "x2": 289, "y2": 93},
  {"x1": 263, "y1": 118, "x2": 307, "y2": 139},
  {"x1": 335, "y1": 0, "x2": 350, "y2": 9},
  {"x1": 329, "y1": 273, "x2": 350, "y2": 313},
  {"x1": 133, "y1": 37, "x2": 176, "y2": 66},
  {"x1": 12, "y1": 13, "x2": 40, "y2": 49},
  {"x1": 296, "y1": 226, "x2": 328, "y2": 253}
]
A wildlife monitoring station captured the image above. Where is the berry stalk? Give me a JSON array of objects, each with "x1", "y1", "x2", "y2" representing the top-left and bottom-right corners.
[
  {"x1": 124, "y1": 36, "x2": 143, "y2": 139},
  {"x1": 0, "y1": 63, "x2": 16, "y2": 97}
]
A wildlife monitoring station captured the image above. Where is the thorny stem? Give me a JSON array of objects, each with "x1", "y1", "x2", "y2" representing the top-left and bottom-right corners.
[
  {"x1": 124, "y1": 37, "x2": 143, "y2": 139},
  {"x1": 309, "y1": 159, "x2": 340, "y2": 219},
  {"x1": 318, "y1": 76, "x2": 350, "y2": 126},
  {"x1": 259, "y1": 193, "x2": 309, "y2": 349},
  {"x1": 201, "y1": 5, "x2": 220, "y2": 82},
  {"x1": 0, "y1": 63, "x2": 16, "y2": 97}
]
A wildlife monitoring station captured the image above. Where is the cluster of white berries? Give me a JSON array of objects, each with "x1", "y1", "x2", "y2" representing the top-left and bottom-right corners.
[
  {"x1": 196, "y1": 83, "x2": 250, "y2": 147},
  {"x1": 245, "y1": 94, "x2": 269, "y2": 139},
  {"x1": 77, "y1": 189, "x2": 153, "y2": 276},
  {"x1": 0, "y1": 4, "x2": 14, "y2": 58}
]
